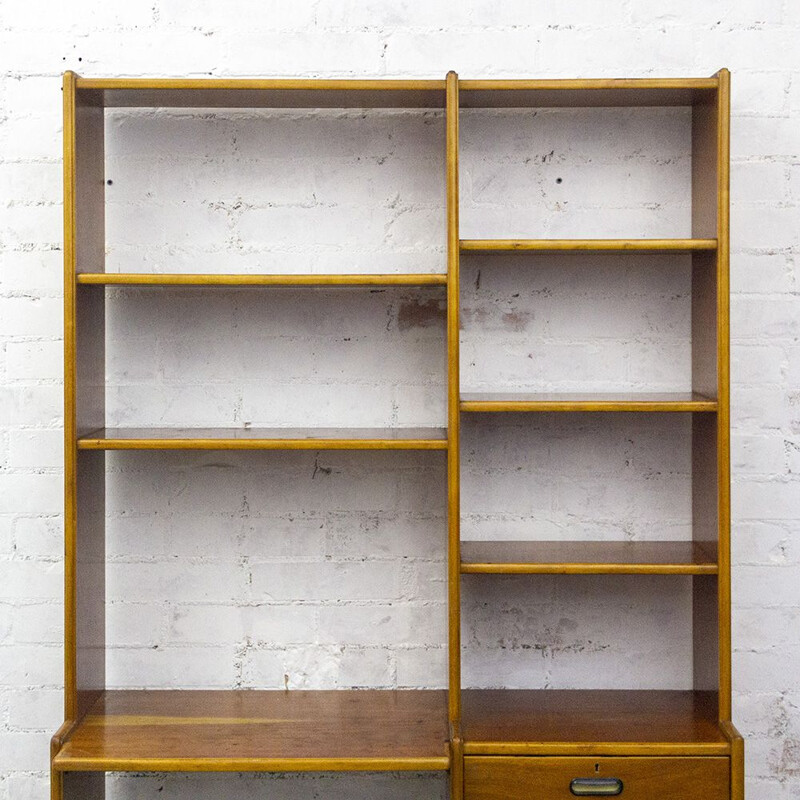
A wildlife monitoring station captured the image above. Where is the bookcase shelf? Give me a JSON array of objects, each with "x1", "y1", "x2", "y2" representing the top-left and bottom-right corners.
[
  {"x1": 76, "y1": 427, "x2": 449, "y2": 451},
  {"x1": 52, "y1": 690, "x2": 450, "y2": 773},
  {"x1": 77, "y1": 273, "x2": 448, "y2": 286},
  {"x1": 459, "y1": 392, "x2": 717, "y2": 413},
  {"x1": 460, "y1": 540, "x2": 718, "y2": 575},
  {"x1": 73, "y1": 77, "x2": 447, "y2": 108},
  {"x1": 54, "y1": 70, "x2": 742, "y2": 800},
  {"x1": 460, "y1": 238, "x2": 716, "y2": 253},
  {"x1": 458, "y1": 78, "x2": 718, "y2": 108},
  {"x1": 460, "y1": 690, "x2": 729, "y2": 756}
]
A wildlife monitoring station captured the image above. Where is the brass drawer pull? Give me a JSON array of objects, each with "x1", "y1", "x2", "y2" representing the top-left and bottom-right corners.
[{"x1": 570, "y1": 777, "x2": 624, "y2": 796}]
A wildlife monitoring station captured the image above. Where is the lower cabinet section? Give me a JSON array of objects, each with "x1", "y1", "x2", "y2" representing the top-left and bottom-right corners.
[{"x1": 464, "y1": 756, "x2": 730, "y2": 800}]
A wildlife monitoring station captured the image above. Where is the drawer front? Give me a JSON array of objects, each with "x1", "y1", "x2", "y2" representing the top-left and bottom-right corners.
[{"x1": 464, "y1": 756, "x2": 730, "y2": 800}]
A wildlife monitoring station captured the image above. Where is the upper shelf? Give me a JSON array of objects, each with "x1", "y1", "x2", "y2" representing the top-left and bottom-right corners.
[
  {"x1": 77, "y1": 427, "x2": 448, "y2": 451},
  {"x1": 73, "y1": 77, "x2": 447, "y2": 108},
  {"x1": 76, "y1": 273, "x2": 448, "y2": 287},
  {"x1": 71, "y1": 74, "x2": 721, "y2": 109},
  {"x1": 460, "y1": 393, "x2": 717, "y2": 413},
  {"x1": 52, "y1": 689, "x2": 450, "y2": 772},
  {"x1": 459, "y1": 78, "x2": 719, "y2": 108},
  {"x1": 460, "y1": 239, "x2": 717, "y2": 254}
]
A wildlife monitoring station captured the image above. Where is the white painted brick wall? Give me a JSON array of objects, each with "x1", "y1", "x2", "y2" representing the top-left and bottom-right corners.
[{"x1": 1, "y1": 1, "x2": 799, "y2": 798}]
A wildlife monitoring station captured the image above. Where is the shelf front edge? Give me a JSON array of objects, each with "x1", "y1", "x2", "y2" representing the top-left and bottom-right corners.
[
  {"x1": 77, "y1": 438, "x2": 448, "y2": 451},
  {"x1": 76, "y1": 78, "x2": 447, "y2": 91},
  {"x1": 76, "y1": 273, "x2": 448, "y2": 287},
  {"x1": 459, "y1": 239, "x2": 717, "y2": 253},
  {"x1": 460, "y1": 562, "x2": 718, "y2": 575},
  {"x1": 52, "y1": 754, "x2": 451, "y2": 773},
  {"x1": 458, "y1": 78, "x2": 720, "y2": 91},
  {"x1": 462, "y1": 741, "x2": 732, "y2": 757},
  {"x1": 459, "y1": 400, "x2": 718, "y2": 413}
]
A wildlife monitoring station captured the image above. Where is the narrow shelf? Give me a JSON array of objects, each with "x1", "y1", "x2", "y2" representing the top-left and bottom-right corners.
[
  {"x1": 77, "y1": 273, "x2": 448, "y2": 287},
  {"x1": 460, "y1": 238, "x2": 717, "y2": 253},
  {"x1": 461, "y1": 690, "x2": 729, "y2": 756},
  {"x1": 460, "y1": 393, "x2": 717, "y2": 413},
  {"x1": 74, "y1": 77, "x2": 446, "y2": 108},
  {"x1": 52, "y1": 690, "x2": 450, "y2": 772},
  {"x1": 460, "y1": 541, "x2": 718, "y2": 575},
  {"x1": 458, "y1": 78, "x2": 718, "y2": 108},
  {"x1": 77, "y1": 428, "x2": 448, "y2": 451}
]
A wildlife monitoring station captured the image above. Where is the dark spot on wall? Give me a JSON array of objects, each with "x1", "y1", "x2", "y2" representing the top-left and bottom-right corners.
[
  {"x1": 501, "y1": 310, "x2": 532, "y2": 331},
  {"x1": 397, "y1": 299, "x2": 445, "y2": 330},
  {"x1": 460, "y1": 307, "x2": 489, "y2": 327},
  {"x1": 770, "y1": 737, "x2": 800, "y2": 778},
  {"x1": 312, "y1": 458, "x2": 333, "y2": 479}
]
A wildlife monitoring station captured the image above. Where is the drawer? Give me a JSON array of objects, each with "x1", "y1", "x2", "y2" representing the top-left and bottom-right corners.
[{"x1": 464, "y1": 756, "x2": 730, "y2": 800}]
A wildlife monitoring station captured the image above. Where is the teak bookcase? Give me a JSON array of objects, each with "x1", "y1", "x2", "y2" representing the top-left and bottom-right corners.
[{"x1": 53, "y1": 70, "x2": 743, "y2": 800}]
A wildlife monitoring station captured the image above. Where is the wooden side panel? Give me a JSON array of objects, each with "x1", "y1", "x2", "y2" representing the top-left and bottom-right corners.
[
  {"x1": 63, "y1": 70, "x2": 106, "y2": 729},
  {"x1": 464, "y1": 756, "x2": 730, "y2": 800},
  {"x1": 50, "y1": 769, "x2": 61, "y2": 800},
  {"x1": 721, "y1": 721, "x2": 744, "y2": 800},
  {"x1": 446, "y1": 70, "x2": 461, "y2": 726},
  {"x1": 691, "y1": 71, "x2": 731, "y2": 716},
  {"x1": 714, "y1": 69, "x2": 732, "y2": 722}
]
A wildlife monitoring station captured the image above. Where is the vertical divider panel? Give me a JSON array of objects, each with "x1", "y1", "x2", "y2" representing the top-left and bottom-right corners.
[
  {"x1": 449, "y1": 723, "x2": 464, "y2": 800},
  {"x1": 62, "y1": 70, "x2": 107, "y2": 741},
  {"x1": 446, "y1": 71, "x2": 461, "y2": 730}
]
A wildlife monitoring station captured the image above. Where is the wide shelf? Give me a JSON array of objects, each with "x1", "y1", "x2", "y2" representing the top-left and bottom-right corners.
[
  {"x1": 460, "y1": 238, "x2": 717, "y2": 253},
  {"x1": 73, "y1": 77, "x2": 446, "y2": 108},
  {"x1": 458, "y1": 78, "x2": 719, "y2": 108},
  {"x1": 460, "y1": 540, "x2": 718, "y2": 575},
  {"x1": 460, "y1": 392, "x2": 717, "y2": 413},
  {"x1": 52, "y1": 690, "x2": 450, "y2": 772},
  {"x1": 77, "y1": 427, "x2": 448, "y2": 450},
  {"x1": 461, "y1": 690, "x2": 729, "y2": 756},
  {"x1": 77, "y1": 273, "x2": 448, "y2": 287},
  {"x1": 72, "y1": 75, "x2": 721, "y2": 110}
]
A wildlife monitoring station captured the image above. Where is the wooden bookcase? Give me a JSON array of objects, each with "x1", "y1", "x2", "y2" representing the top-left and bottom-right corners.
[{"x1": 52, "y1": 70, "x2": 742, "y2": 800}]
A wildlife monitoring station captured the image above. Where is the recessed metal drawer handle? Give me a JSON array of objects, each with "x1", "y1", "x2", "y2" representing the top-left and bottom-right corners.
[{"x1": 570, "y1": 777, "x2": 624, "y2": 796}]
